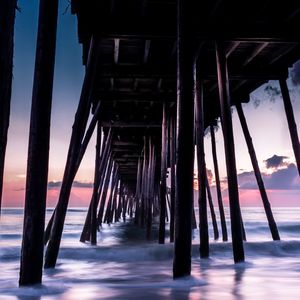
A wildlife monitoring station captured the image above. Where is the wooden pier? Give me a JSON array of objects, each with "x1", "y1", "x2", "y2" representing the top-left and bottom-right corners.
[{"x1": 1, "y1": 0, "x2": 300, "y2": 285}]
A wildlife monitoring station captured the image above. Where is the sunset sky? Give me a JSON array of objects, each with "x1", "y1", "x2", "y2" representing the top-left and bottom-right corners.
[{"x1": 3, "y1": 0, "x2": 300, "y2": 207}]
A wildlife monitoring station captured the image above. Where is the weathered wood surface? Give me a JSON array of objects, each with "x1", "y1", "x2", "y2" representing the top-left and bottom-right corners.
[
  {"x1": 0, "y1": 0, "x2": 17, "y2": 216},
  {"x1": 19, "y1": 0, "x2": 59, "y2": 285},
  {"x1": 215, "y1": 40, "x2": 244, "y2": 263},
  {"x1": 173, "y1": 0, "x2": 195, "y2": 278}
]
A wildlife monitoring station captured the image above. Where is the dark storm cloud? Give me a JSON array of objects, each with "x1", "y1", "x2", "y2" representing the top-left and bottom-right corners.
[
  {"x1": 238, "y1": 163, "x2": 300, "y2": 190},
  {"x1": 264, "y1": 155, "x2": 288, "y2": 169}
]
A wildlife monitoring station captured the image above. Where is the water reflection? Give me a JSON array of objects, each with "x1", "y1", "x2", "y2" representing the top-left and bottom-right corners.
[{"x1": 232, "y1": 264, "x2": 246, "y2": 300}]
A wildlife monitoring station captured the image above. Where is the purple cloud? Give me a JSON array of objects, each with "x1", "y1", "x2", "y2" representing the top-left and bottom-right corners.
[
  {"x1": 238, "y1": 163, "x2": 300, "y2": 190},
  {"x1": 264, "y1": 154, "x2": 288, "y2": 169}
]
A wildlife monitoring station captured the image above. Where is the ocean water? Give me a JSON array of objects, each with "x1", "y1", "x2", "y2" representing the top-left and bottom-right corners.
[{"x1": 1, "y1": 207, "x2": 300, "y2": 299}]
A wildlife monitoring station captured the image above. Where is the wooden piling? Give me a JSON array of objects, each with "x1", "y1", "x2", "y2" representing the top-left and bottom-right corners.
[
  {"x1": 0, "y1": 0, "x2": 17, "y2": 215},
  {"x1": 195, "y1": 74, "x2": 209, "y2": 257},
  {"x1": 121, "y1": 183, "x2": 127, "y2": 222},
  {"x1": 44, "y1": 102, "x2": 101, "y2": 245},
  {"x1": 169, "y1": 114, "x2": 176, "y2": 243},
  {"x1": 206, "y1": 174, "x2": 219, "y2": 240},
  {"x1": 173, "y1": 0, "x2": 194, "y2": 278},
  {"x1": 44, "y1": 38, "x2": 99, "y2": 268},
  {"x1": 215, "y1": 40, "x2": 244, "y2": 263},
  {"x1": 97, "y1": 156, "x2": 114, "y2": 227},
  {"x1": 159, "y1": 102, "x2": 167, "y2": 244},
  {"x1": 80, "y1": 128, "x2": 112, "y2": 243},
  {"x1": 104, "y1": 165, "x2": 118, "y2": 224},
  {"x1": 279, "y1": 78, "x2": 300, "y2": 177},
  {"x1": 210, "y1": 125, "x2": 228, "y2": 241},
  {"x1": 19, "y1": 0, "x2": 59, "y2": 285},
  {"x1": 134, "y1": 157, "x2": 142, "y2": 225},
  {"x1": 146, "y1": 139, "x2": 155, "y2": 240},
  {"x1": 236, "y1": 103, "x2": 280, "y2": 240},
  {"x1": 90, "y1": 123, "x2": 102, "y2": 244}
]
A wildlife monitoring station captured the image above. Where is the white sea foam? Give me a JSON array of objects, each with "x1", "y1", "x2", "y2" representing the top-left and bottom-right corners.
[{"x1": 1, "y1": 207, "x2": 300, "y2": 299}]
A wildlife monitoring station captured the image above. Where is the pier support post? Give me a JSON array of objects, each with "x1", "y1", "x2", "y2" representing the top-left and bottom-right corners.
[
  {"x1": 194, "y1": 75, "x2": 209, "y2": 258},
  {"x1": 210, "y1": 125, "x2": 228, "y2": 241},
  {"x1": 97, "y1": 154, "x2": 114, "y2": 226},
  {"x1": 134, "y1": 157, "x2": 142, "y2": 225},
  {"x1": 44, "y1": 38, "x2": 99, "y2": 268},
  {"x1": 279, "y1": 78, "x2": 300, "y2": 177},
  {"x1": 146, "y1": 139, "x2": 155, "y2": 240},
  {"x1": 159, "y1": 102, "x2": 167, "y2": 244},
  {"x1": 215, "y1": 41, "x2": 244, "y2": 263},
  {"x1": 19, "y1": 0, "x2": 58, "y2": 285},
  {"x1": 236, "y1": 103, "x2": 280, "y2": 240},
  {"x1": 173, "y1": 0, "x2": 194, "y2": 278},
  {"x1": 206, "y1": 174, "x2": 219, "y2": 240},
  {"x1": 90, "y1": 123, "x2": 102, "y2": 244},
  {"x1": 80, "y1": 128, "x2": 112, "y2": 243},
  {"x1": 0, "y1": 0, "x2": 17, "y2": 215},
  {"x1": 169, "y1": 113, "x2": 176, "y2": 243}
]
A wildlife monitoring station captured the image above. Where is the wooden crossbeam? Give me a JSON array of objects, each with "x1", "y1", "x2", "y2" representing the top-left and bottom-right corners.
[
  {"x1": 96, "y1": 64, "x2": 287, "y2": 80},
  {"x1": 114, "y1": 38, "x2": 120, "y2": 64},
  {"x1": 101, "y1": 121, "x2": 161, "y2": 128},
  {"x1": 226, "y1": 41, "x2": 241, "y2": 58},
  {"x1": 143, "y1": 40, "x2": 151, "y2": 63},
  {"x1": 243, "y1": 42, "x2": 269, "y2": 66},
  {"x1": 93, "y1": 19, "x2": 300, "y2": 42}
]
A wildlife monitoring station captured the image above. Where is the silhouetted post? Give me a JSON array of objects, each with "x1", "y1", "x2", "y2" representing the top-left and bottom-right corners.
[
  {"x1": 195, "y1": 71, "x2": 209, "y2": 258},
  {"x1": 44, "y1": 38, "x2": 99, "y2": 268},
  {"x1": 115, "y1": 181, "x2": 122, "y2": 222},
  {"x1": 80, "y1": 129, "x2": 112, "y2": 243},
  {"x1": 90, "y1": 123, "x2": 102, "y2": 244},
  {"x1": 206, "y1": 174, "x2": 219, "y2": 240},
  {"x1": 159, "y1": 102, "x2": 167, "y2": 244},
  {"x1": 140, "y1": 138, "x2": 148, "y2": 228},
  {"x1": 169, "y1": 114, "x2": 176, "y2": 243},
  {"x1": 210, "y1": 125, "x2": 228, "y2": 241},
  {"x1": 121, "y1": 183, "x2": 126, "y2": 222},
  {"x1": 236, "y1": 103, "x2": 280, "y2": 240},
  {"x1": 97, "y1": 156, "x2": 114, "y2": 226},
  {"x1": 44, "y1": 102, "x2": 101, "y2": 244},
  {"x1": 108, "y1": 176, "x2": 119, "y2": 224},
  {"x1": 173, "y1": 0, "x2": 194, "y2": 278},
  {"x1": 104, "y1": 164, "x2": 118, "y2": 224},
  {"x1": 134, "y1": 157, "x2": 142, "y2": 225},
  {"x1": 215, "y1": 40, "x2": 244, "y2": 263},
  {"x1": 146, "y1": 139, "x2": 154, "y2": 240},
  {"x1": 0, "y1": 0, "x2": 17, "y2": 215},
  {"x1": 19, "y1": 0, "x2": 59, "y2": 285},
  {"x1": 279, "y1": 78, "x2": 300, "y2": 177}
]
